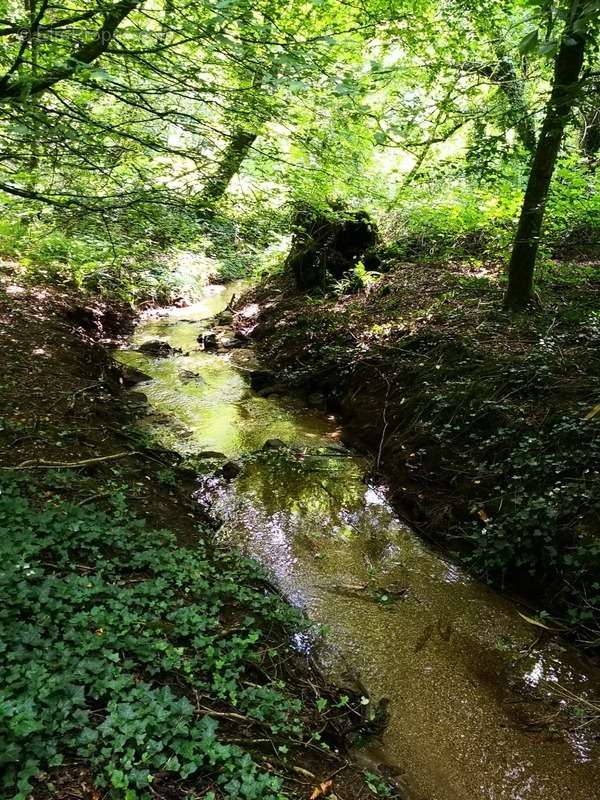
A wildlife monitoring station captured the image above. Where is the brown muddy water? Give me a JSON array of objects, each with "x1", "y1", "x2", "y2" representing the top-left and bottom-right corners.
[{"x1": 116, "y1": 282, "x2": 600, "y2": 800}]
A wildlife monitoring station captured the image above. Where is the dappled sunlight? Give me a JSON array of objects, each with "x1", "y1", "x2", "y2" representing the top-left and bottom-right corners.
[{"x1": 1, "y1": 0, "x2": 598, "y2": 794}]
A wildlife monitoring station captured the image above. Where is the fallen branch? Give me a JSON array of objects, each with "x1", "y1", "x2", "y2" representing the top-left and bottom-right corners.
[{"x1": 3, "y1": 451, "x2": 138, "y2": 470}]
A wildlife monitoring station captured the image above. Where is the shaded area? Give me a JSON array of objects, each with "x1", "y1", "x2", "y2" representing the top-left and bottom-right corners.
[{"x1": 285, "y1": 206, "x2": 379, "y2": 291}]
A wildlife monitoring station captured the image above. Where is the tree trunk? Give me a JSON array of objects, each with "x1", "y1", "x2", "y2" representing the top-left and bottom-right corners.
[
  {"x1": 494, "y1": 55, "x2": 537, "y2": 155},
  {"x1": 197, "y1": 129, "x2": 258, "y2": 213},
  {"x1": 504, "y1": 24, "x2": 586, "y2": 310},
  {"x1": 581, "y1": 98, "x2": 600, "y2": 164}
]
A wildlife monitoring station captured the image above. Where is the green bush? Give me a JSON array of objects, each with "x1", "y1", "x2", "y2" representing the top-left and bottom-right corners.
[
  {"x1": 384, "y1": 155, "x2": 599, "y2": 263},
  {"x1": 419, "y1": 326, "x2": 600, "y2": 643}
]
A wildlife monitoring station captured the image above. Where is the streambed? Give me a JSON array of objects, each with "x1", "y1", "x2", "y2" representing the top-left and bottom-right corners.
[{"x1": 116, "y1": 282, "x2": 600, "y2": 800}]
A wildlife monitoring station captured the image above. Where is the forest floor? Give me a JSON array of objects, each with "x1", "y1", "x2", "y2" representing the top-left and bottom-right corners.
[
  {"x1": 235, "y1": 258, "x2": 600, "y2": 652},
  {"x1": 0, "y1": 264, "x2": 386, "y2": 800}
]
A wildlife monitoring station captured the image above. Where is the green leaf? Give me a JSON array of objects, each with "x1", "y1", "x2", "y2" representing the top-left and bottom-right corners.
[
  {"x1": 110, "y1": 769, "x2": 128, "y2": 789},
  {"x1": 539, "y1": 39, "x2": 558, "y2": 55},
  {"x1": 518, "y1": 28, "x2": 539, "y2": 54}
]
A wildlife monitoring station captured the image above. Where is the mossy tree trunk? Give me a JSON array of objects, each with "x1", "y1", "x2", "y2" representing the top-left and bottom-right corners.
[
  {"x1": 494, "y1": 55, "x2": 537, "y2": 155},
  {"x1": 198, "y1": 129, "x2": 258, "y2": 210},
  {"x1": 197, "y1": 67, "x2": 263, "y2": 215},
  {"x1": 504, "y1": 16, "x2": 588, "y2": 310}
]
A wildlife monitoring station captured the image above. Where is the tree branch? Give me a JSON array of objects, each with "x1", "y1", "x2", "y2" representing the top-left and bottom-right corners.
[
  {"x1": 0, "y1": 8, "x2": 103, "y2": 37},
  {"x1": 0, "y1": 0, "x2": 139, "y2": 102}
]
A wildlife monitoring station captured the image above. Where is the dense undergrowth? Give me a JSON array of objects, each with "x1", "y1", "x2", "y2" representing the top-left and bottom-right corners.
[
  {"x1": 0, "y1": 201, "x2": 288, "y2": 306},
  {"x1": 0, "y1": 153, "x2": 598, "y2": 309},
  {"x1": 242, "y1": 259, "x2": 600, "y2": 650},
  {"x1": 0, "y1": 470, "x2": 368, "y2": 800},
  {"x1": 383, "y1": 156, "x2": 599, "y2": 264}
]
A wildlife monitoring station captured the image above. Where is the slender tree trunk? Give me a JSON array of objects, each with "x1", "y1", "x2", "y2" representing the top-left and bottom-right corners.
[
  {"x1": 504, "y1": 23, "x2": 587, "y2": 310},
  {"x1": 24, "y1": 0, "x2": 40, "y2": 181},
  {"x1": 198, "y1": 129, "x2": 258, "y2": 210},
  {"x1": 197, "y1": 67, "x2": 264, "y2": 215},
  {"x1": 494, "y1": 55, "x2": 537, "y2": 155},
  {"x1": 581, "y1": 101, "x2": 600, "y2": 164}
]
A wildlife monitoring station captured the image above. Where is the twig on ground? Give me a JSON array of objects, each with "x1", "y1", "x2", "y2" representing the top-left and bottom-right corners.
[{"x1": 3, "y1": 451, "x2": 138, "y2": 470}]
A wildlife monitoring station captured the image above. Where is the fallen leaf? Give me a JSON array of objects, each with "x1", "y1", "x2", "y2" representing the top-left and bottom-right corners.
[
  {"x1": 584, "y1": 403, "x2": 600, "y2": 420},
  {"x1": 517, "y1": 611, "x2": 559, "y2": 630},
  {"x1": 310, "y1": 779, "x2": 333, "y2": 799}
]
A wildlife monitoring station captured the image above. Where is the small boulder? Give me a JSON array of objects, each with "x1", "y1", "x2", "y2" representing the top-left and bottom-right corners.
[
  {"x1": 127, "y1": 390, "x2": 148, "y2": 409},
  {"x1": 216, "y1": 310, "x2": 234, "y2": 325},
  {"x1": 196, "y1": 450, "x2": 227, "y2": 460},
  {"x1": 138, "y1": 340, "x2": 178, "y2": 358},
  {"x1": 64, "y1": 304, "x2": 100, "y2": 333},
  {"x1": 199, "y1": 332, "x2": 218, "y2": 351},
  {"x1": 221, "y1": 460, "x2": 242, "y2": 479},
  {"x1": 262, "y1": 438, "x2": 287, "y2": 451},
  {"x1": 248, "y1": 369, "x2": 276, "y2": 390},
  {"x1": 120, "y1": 364, "x2": 152, "y2": 387},
  {"x1": 222, "y1": 338, "x2": 243, "y2": 349}
]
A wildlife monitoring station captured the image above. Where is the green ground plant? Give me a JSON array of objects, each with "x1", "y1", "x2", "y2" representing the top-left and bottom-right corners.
[
  {"x1": 0, "y1": 471, "x2": 314, "y2": 800},
  {"x1": 0, "y1": 200, "x2": 289, "y2": 305}
]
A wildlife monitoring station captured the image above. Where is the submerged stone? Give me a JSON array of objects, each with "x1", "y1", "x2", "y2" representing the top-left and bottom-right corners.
[{"x1": 179, "y1": 369, "x2": 205, "y2": 384}]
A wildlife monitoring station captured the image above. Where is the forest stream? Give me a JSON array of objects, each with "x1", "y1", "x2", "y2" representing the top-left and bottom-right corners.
[{"x1": 116, "y1": 282, "x2": 600, "y2": 800}]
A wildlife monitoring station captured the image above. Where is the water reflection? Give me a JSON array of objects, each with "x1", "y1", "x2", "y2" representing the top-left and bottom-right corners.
[{"x1": 116, "y1": 284, "x2": 600, "y2": 800}]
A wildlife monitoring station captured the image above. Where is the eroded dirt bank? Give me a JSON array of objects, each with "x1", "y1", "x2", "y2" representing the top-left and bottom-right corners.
[{"x1": 232, "y1": 261, "x2": 600, "y2": 648}]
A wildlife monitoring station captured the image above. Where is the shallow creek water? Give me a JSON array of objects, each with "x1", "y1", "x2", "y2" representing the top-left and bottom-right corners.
[{"x1": 116, "y1": 283, "x2": 600, "y2": 800}]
